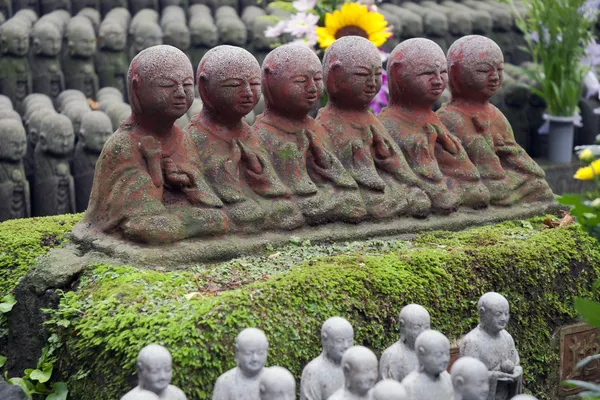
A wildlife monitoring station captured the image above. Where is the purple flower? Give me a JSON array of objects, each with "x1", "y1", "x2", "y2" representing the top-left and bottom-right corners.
[
  {"x1": 528, "y1": 27, "x2": 561, "y2": 44},
  {"x1": 582, "y1": 39, "x2": 600, "y2": 67},
  {"x1": 369, "y1": 70, "x2": 389, "y2": 115},
  {"x1": 283, "y1": 12, "x2": 320, "y2": 37},
  {"x1": 580, "y1": 0, "x2": 600, "y2": 22},
  {"x1": 264, "y1": 21, "x2": 287, "y2": 38}
]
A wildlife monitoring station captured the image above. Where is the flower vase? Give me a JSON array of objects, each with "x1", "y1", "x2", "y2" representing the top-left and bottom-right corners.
[{"x1": 547, "y1": 115, "x2": 575, "y2": 164}]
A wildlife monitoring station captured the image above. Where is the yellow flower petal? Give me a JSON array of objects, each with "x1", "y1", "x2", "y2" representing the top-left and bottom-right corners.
[{"x1": 574, "y1": 159, "x2": 600, "y2": 180}]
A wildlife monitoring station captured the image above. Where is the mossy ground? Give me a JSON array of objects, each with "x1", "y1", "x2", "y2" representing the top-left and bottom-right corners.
[{"x1": 1, "y1": 214, "x2": 599, "y2": 399}]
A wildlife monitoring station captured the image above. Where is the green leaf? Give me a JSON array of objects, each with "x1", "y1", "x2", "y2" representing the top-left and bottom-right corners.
[
  {"x1": 30, "y1": 364, "x2": 53, "y2": 383},
  {"x1": 0, "y1": 294, "x2": 17, "y2": 313},
  {"x1": 0, "y1": 354, "x2": 6, "y2": 368},
  {"x1": 46, "y1": 382, "x2": 68, "y2": 400},
  {"x1": 8, "y1": 377, "x2": 35, "y2": 399},
  {"x1": 520, "y1": 221, "x2": 534, "y2": 229},
  {"x1": 564, "y1": 379, "x2": 600, "y2": 393},
  {"x1": 575, "y1": 298, "x2": 600, "y2": 328}
]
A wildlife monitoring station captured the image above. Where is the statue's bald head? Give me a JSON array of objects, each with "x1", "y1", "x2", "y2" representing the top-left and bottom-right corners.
[
  {"x1": 399, "y1": 304, "x2": 431, "y2": 348},
  {"x1": 415, "y1": 330, "x2": 450, "y2": 376},
  {"x1": 128, "y1": 45, "x2": 194, "y2": 116},
  {"x1": 137, "y1": 344, "x2": 172, "y2": 370},
  {"x1": 477, "y1": 292, "x2": 510, "y2": 333},
  {"x1": 342, "y1": 346, "x2": 378, "y2": 396},
  {"x1": 235, "y1": 328, "x2": 268, "y2": 377},
  {"x1": 321, "y1": 317, "x2": 354, "y2": 364},
  {"x1": 372, "y1": 380, "x2": 409, "y2": 400},
  {"x1": 197, "y1": 45, "x2": 260, "y2": 92},
  {"x1": 323, "y1": 36, "x2": 380, "y2": 89},
  {"x1": 0, "y1": 120, "x2": 26, "y2": 161},
  {"x1": 136, "y1": 344, "x2": 173, "y2": 394},
  {"x1": 450, "y1": 357, "x2": 489, "y2": 400},
  {"x1": 259, "y1": 366, "x2": 295, "y2": 400}
]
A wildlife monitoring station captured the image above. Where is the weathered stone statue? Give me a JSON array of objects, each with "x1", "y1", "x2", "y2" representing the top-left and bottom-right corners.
[
  {"x1": 437, "y1": 35, "x2": 554, "y2": 205},
  {"x1": 372, "y1": 380, "x2": 409, "y2": 400},
  {"x1": 33, "y1": 114, "x2": 76, "y2": 217},
  {"x1": 216, "y1": 11, "x2": 247, "y2": 46},
  {"x1": 31, "y1": 20, "x2": 65, "y2": 103},
  {"x1": 0, "y1": 95, "x2": 13, "y2": 109},
  {"x1": 401, "y1": 330, "x2": 453, "y2": 400},
  {"x1": 212, "y1": 328, "x2": 268, "y2": 400},
  {"x1": 63, "y1": 17, "x2": 99, "y2": 99},
  {"x1": 84, "y1": 45, "x2": 228, "y2": 243},
  {"x1": 253, "y1": 44, "x2": 366, "y2": 224},
  {"x1": 73, "y1": 111, "x2": 112, "y2": 212},
  {"x1": 121, "y1": 344, "x2": 186, "y2": 400},
  {"x1": 0, "y1": 120, "x2": 30, "y2": 222},
  {"x1": 61, "y1": 102, "x2": 91, "y2": 139},
  {"x1": 187, "y1": 45, "x2": 304, "y2": 232},
  {"x1": 379, "y1": 39, "x2": 490, "y2": 212},
  {"x1": 24, "y1": 108, "x2": 56, "y2": 183},
  {"x1": 0, "y1": 20, "x2": 32, "y2": 114},
  {"x1": 188, "y1": 15, "x2": 219, "y2": 70},
  {"x1": 130, "y1": 21, "x2": 163, "y2": 60},
  {"x1": 317, "y1": 36, "x2": 431, "y2": 220},
  {"x1": 451, "y1": 357, "x2": 490, "y2": 400},
  {"x1": 459, "y1": 292, "x2": 522, "y2": 400},
  {"x1": 379, "y1": 304, "x2": 430, "y2": 382},
  {"x1": 96, "y1": 21, "x2": 129, "y2": 97},
  {"x1": 327, "y1": 346, "x2": 378, "y2": 400},
  {"x1": 259, "y1": 367, "x2": 295, "y2": 400},
  {"x1": 0, "y1": 109, "x2": 22, "y2": 121},
  {"x1": 162, "y1": 22, "x2": 191, "y2": 55},
  {"x1": 300, "y1": 317, "x2": 354, "y2": 400},
  {"x1": 56, "y1": 89, "x2": 87, "y2": 111}
]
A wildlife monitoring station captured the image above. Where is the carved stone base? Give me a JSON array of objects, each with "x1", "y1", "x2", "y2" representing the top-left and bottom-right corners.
[{"x1": 70, "y1": 201, "x2": 563, "y2": 269}]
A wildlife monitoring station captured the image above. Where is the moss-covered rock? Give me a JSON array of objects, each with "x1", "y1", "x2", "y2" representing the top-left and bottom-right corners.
[{"x1": 7, "y1": 216, "x2": 588, "y2": 400}]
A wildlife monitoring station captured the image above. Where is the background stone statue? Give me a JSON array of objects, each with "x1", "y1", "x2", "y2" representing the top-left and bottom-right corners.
[
  {"x1": 188, "y1": 14, "x2": 219, "y2": 71},
  {"x1": 451, "y1": 357, "x2": 490, "y2": 400},
  {"x1": 0, "y1": 19, "x2": 32, "y2": 114},
  {"x1": 254, "y1": 44, "x2": 367, "y2": 224},
  {"x1": 212, "y1": 328, "x2": 268, "y2": 400},
  {"x1": 73, "y1": 110, "x2": 112, "y2": 212},
  {"x1": 437, "y1": 35, "x2": 554, "y2": 205},
  {"x1": 96, "y1": 20, "x2": 129, "y2": 97},
  {"x1": 317, "y1": 36, "x2": 431, "y2": 220},
  {"x1": 259, "y1": 366, "x2": 295, "y2": 400},
  {"x1": 379, "y1": 38, "x2": 490, "y2": 212},
  {"x1": 24, "y1": 108, "x2": 56, "y2": 185},
  {"x1": 379, "y1": 304, "x2": 430, "y2": 382},
  {"x1": 0, "y1": 120, "x2": 30, "y2": 222},
  {"x1": 33, "y1": 113, "x2": 76, "y2": 217},
  {"x1": 401, "y1": 330, "x2": 453, "y2": 400},
  {"x1": 130, "y1": 20, "x2": 163, "y2": 60},
  {"x1": 372, "y1": 380, "x2": 409, "y2": 400},
  {"x1": 121, "y1": 344, "x2": 186, "y2": 400},
  {"x1": 31, "y1": 20, "x2": 65, "y2": 103},
  {"x1": 459, "y1": 292, "x2": 522, "y2": 400},
  {"x1": 327, "y1": 346, "x2": 378, "y2": 400},
  {"x1": 300, "y1": 317, "x2": 354, "y2": 400},
  {"x1": 63, "y1": 16, "x2": 99, "y2": 99},
  {"x1": 83, "y1": 45, "x2": 227, "y2": 243}
]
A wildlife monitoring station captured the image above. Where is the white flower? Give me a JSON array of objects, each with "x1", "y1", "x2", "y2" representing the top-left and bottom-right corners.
[
  {"x1": 283, "y1": 12, "x2": 320, "y2": 38},
  {"x1": 292, "y1": 0, "x2": 317, "y2": 12},
  {"x1": 264, "y1": 21, "x2": 287, "y2": 38}
]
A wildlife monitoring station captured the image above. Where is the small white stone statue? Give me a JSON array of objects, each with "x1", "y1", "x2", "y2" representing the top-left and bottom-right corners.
[
  {"x1": 121, "y1": 344, "x2": 186, "y2": 400},
  {"x1": 459, "y1": 292, "x2": 522, "y2": 400},
  {"x1": 372, "y1": 379, "x2": 409, "y2": 400},
  {"x1": 300, "y1": 317, "x2": 354, "y2": 400},
  {"x1": 451, "y1": 357, "x2": 490, "y2": 400},
  {"x1": 212, "y1": 328, "x2": 269, "y2": 400},
  {"x1": 401, "y1": 330, "x2": 453, "y2": 400},
  {"x1": 259, "y1": 366, "x2": 296, "y2": 400},
  {"x1": 327, "y1": 345, "x2": 378, "y2": 400},
  {"x1": 379, "y1": 304, "x2": 431, "y2": 382}
]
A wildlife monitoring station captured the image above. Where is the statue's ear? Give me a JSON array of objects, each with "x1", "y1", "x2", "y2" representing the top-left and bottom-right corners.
[
  {"x1": 342, "y1": 362, "x2": 350, "y2": 375},
  {"x1": 326, "y1": 61, "x2": 342, "y2": 95},
  {"x1": 262, "y1": 65, "x2": 273, "y2": 105},
  {"x1": 417, "y1": 345, "x2": 425, "y2": 356},
  {"x1": 32, "y1": 37, "x2": 41, "y2": 54},
  {"x1": 259, "y1": 383, "x2": 266, "y2": 395},
  {"x1": 453, "y1": 375, "x2": 464, "y2": 391},
  {"x1": 198, "y1": 72, "x2": 212, "y2": 109},
  {"x1": 130, "y1": 75, "x2": 143, "y2": 114},
  {"x1": 68, "y1": 39, "x2": 75, "y2": 55},
  {"x1": 478, "y1": 306, "x2": 486, "y2": 317},
  {"x1": 38, "y1": 132, "x2": 48, "y2": 150}
]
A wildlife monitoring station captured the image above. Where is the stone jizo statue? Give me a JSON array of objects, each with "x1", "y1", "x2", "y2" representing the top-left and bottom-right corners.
[
  {"x1": 437, "y1": 35, "x2": 553, "y2": 205},
  {"x1": 73, "y1": 111, "x2": 113, "y2": 212},
  {"x1": 259, "y1": 366, "x2": 295, "y2": 400},
  {"x1": 317, "y1": 36, "x2": 431, "y2": 220},
  {"x1": 63, "y1": 17, "x2": 99, "y2": 99},
  {"x1": 0, "y1": 120, "x2": 30, "y2": 222},
  {"x1": 33, "y1": 114, "x2": 76, "y2": 217},
  {"x1": 451, "y1": 357, "x2": 490, "y2": 400},
  {"x1": 83, "y1": 45, "x2": 228, "y2": 243},
  {"x1": 253, "y1": 43, "x2": 366, "y2": 224},
  {"x1": 212, "y1": 328, "x2": 269, "y2": 400},
  {"x1": 300, "y1": 317, "x2": 354, "y2": 400},
  {"x1": 327, "y1": 345, "x2": 378, "y2": 400},
  {"x1": 130, "y1": 21, "x2": 163, "y2": 60},
  {"x1": 0, "y1": 20, "x2": 32, "y2": 114},
  {"x1": 96, "y1": 21, "x2": 129, "y2": 97},
  {"x1": 121, "y1": 344, "x2": 186, "y2": 400},
  {"x1": 372, "y1": 380, "x2": 409, "y2": 400},
  {"x1": 188, "y1": 45, "x2": 304, "y2": 232},
  {"x1": 379, "y1": 38, "x2": 490, "y2": 212},
  {"x1": 379, "y1": 304, "x2": 431, "y2": 382},
  {"x1": 401, "y1": 330, "x2": 453, "y2": 400},
  {"x1": 459, "y1": 292, "x2": 522, "y2": 400},
  {"x1": 31, "y1": 20, "x2": 65, "y2": 102}
]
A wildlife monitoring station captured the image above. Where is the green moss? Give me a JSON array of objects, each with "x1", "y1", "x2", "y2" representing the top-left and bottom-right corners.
[
  {"x1": 37, "y1": 216, "x2": 600, "y2": 400},
  {"x1": 0, "y1": 214, "x2": 81, "y2": 297}
]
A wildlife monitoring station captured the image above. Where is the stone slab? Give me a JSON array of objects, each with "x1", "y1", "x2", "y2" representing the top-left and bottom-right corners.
[
  {"x1": 69, "y1": 201, "x2": 564, "y2": 269},
  {"x1": 558, "y1": 322, "x2": 600, "y2": 397}
]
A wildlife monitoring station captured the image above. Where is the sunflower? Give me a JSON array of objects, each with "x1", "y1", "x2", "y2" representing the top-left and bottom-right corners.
[{"x1": 316, "y1": 3, "x2": 392, "y2": 50}]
